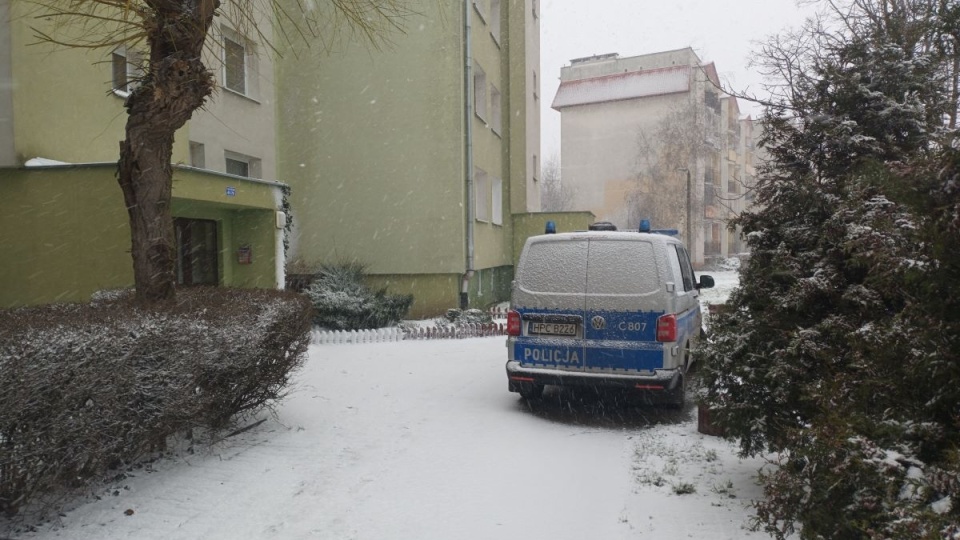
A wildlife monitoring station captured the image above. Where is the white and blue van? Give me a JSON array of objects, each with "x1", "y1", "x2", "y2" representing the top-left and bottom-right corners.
[{"x1": 505, "y1": 221, "x2": 714, "y2": 407}]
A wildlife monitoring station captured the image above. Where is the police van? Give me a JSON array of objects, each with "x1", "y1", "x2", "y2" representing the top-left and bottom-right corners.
[{"x1": 505, "y1": 220, "x2": 714, "y2": 407}]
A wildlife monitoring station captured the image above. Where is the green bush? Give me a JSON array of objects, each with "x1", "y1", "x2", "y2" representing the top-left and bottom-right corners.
[
  {"x1": 0, "y1": 288, "x2": 312, "y2": 517},
  {"x1": 304, "y1": 262, "x2": 413, "y2": 330}
]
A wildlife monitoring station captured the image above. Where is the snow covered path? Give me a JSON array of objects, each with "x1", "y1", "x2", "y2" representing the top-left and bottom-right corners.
[{"x1": 15, "y1": 273, "x2": 769, "y2": 540}]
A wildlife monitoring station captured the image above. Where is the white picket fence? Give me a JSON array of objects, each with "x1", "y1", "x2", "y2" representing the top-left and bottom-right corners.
[{"x1": 311, "y1": 322, "x2": 507, "y2": 345}]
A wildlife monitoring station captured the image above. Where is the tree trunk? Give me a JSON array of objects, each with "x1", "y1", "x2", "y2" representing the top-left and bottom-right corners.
[{"x1": 116, "y1": 0, "x2": 218, "y2": 304}]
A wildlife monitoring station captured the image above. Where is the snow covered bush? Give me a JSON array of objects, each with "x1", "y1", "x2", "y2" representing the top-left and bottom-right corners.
[
  {"x1": 0, "y1": 288, "x2": 312, "y2": 516},
  {"x1": 442, "y1": 308, "x2": 492, "y2": 326},
  {"x1": 304, "y1": 262, "x2": 412, "y2": 330},
  {"x1": 699, "y1": 7, "x2": 960, "y2": 537}
]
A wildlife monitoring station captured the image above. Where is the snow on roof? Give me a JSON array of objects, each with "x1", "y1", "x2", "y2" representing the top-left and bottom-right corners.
[{"x1": 552, "y1": 65, "x2": 691, "y2": 110}]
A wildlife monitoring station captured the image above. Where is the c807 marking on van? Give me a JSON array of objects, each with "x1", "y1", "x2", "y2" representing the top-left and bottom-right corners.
[
  {"x1": 528, "y1": 322, "x2": 577, "y2": 336},
  {"x1": 618, "y1": 321, "x2": 647, "y2": 332}
]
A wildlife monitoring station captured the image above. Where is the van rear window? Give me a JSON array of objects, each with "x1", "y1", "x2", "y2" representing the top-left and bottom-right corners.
[
  {"x1": 586, "y1": 239, "x2": 659, "y2": 295},
  {"x1": 517, "y1": 239, "x2": 588, "y2": 293},
  {"x1": 517, "y1": 237, "x2": 660, "y2": 296}
]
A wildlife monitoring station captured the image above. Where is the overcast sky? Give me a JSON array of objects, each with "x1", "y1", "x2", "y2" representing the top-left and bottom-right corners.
[{"x1": 539, "y1": 0, "x2": 821, "y2": 160}]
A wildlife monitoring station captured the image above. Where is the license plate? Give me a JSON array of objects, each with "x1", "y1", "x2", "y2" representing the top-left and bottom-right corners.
[{"x1": 529, "y1": 322, "x2": 577, "y2": 336}]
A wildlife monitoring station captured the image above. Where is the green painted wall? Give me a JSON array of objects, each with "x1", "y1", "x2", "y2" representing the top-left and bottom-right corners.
[
  {"x1": 173, "y1": 168, "x2": 278, "y2": 210},
  {"x1": 276, "y1": 1, "x2": 467, "y2": 276},
  {"x1": 1, "y1": 166, "x2": 281, "y2": 307},
  {"x1": 7, "y1": 2, "x2": 190, "y2": 165},
  {"x1": 0, "y1": 167, "x2": 131, "y2": 306},
  {"x1": 511, "y1": 211, "x2": 596, "y2": 264},
  {"x1": 364, "y1": 273, "x2": 461, "y2": 320}
]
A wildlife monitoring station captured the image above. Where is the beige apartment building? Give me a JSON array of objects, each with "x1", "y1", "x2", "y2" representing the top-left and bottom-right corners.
[{"x1": 552, "y1": 47, "x2": 759, "y2": 266}]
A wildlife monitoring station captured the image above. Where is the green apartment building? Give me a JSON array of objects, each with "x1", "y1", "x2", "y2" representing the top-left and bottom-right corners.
[
  {"x1": 0, "y1": 0, "x2": 287, "y2": 307},
  {"x1": 0, "y1": 0, "x2": 591, "y2": 315},
  {"x1": 277, "y1": 0, "x2": 563, "y2": 318}
]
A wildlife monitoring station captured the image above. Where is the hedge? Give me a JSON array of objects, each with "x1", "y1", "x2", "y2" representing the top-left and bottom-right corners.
[{"x1": 0, "y1": 287, "x2": 312, "y2": 516}]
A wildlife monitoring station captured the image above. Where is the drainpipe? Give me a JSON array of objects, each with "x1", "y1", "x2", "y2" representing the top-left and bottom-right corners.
[{"x1": 461, "y1": 0, "x2": 475, "y2": 309}]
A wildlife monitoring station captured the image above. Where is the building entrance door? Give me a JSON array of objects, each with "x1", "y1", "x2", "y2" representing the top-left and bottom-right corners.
[{"x1": 174, "y1": 218, "x2": 219, "y2": 286}]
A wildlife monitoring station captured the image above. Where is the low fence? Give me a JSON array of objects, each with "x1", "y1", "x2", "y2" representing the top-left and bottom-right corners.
[{"x1": 311, "y1": 322, "x2": 508, "y2": 345}]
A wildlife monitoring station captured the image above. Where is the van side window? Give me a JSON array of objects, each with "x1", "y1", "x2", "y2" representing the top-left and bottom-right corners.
[{"x1": 674, "y1": 245, "x2": 695, "y2": 292}]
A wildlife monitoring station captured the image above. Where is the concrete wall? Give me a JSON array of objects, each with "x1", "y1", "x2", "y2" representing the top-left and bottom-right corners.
[
  {"x1": 6, "y1": 2, "x2": 189, "y2": 165},
  {"x1": 559, "y1": 94, "x2": 680, "y2": 224},
  {"x1": 561, "y1": 48, "x2": 699, "y2": 81},
  {"x1": 507, "y1": 0, "x2": 540, "y2": 213},
  {"x1": 189, "y1": 4, "x2": 278, "y2": 181},
  {"x1": 0, "y1": 167, "x2": 132, "y2": 306},
  {"x1": 276, "y1": 0, "x2": 530, "y2": 313},
  {"x1": 511, "y1": 211, "x2": 594, "y2": 265},
  {"x1": 555, "y1": 48, "x2": 713, "y2": 265},
  {"x1": 471, "y1": 0, "x2": 512, "y2": 273},
  {"x1": 276, "y1": 1, "x2": 467, "y2": 276}
]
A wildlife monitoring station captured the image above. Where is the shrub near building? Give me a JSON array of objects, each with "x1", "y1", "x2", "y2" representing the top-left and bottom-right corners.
[
  {"x1": 304, "y1": 263, "x2": 413, "y2": 331},
  {"x1": 0, "y1": 288, "x2": 312, "y2": 516}
]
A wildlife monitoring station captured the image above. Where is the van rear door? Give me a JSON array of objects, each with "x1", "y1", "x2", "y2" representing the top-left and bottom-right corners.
[
  {"x1": 511, "y1": 236, "x2": 587, "y2": 372},
  {"x1": 582, "y1": 237, "x2": 665, "y2": 372}
]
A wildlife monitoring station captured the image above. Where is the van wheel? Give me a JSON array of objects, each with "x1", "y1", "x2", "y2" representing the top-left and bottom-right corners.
[{"x1": 518, "y1": 384, "x2": 544, "y2": 400}]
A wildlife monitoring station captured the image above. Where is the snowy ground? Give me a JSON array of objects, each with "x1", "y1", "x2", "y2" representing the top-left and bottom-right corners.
[{"x1": 9, "y1": 272, "x2": 767, "y2": 540}]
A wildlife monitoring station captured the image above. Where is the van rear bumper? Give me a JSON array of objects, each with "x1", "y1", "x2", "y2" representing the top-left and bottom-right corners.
[{"x1": 505, "y1": 361, "x2": 681, "y2": 393}]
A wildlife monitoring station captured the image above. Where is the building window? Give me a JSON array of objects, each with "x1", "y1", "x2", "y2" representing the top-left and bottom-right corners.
[
  {"x1": 226, "y1": 157, "x2": 248, "y2": 177},
  {"x1": 490, "y1": 84, "x2": 502, "y2": 135},
  {"x1": 111, "y1": 46, "x2": 141, "y2": 96},
  {"x1": 728, "y1": 164, "x2": 739, "y2": 194},
  {"x1": 533, "y1": 70, "x2": 538, "y2": 101},
  {"x1": 475, "y1": 167, "x2": 490, "y2": 222},
  {"x1": 492, "y1": 176, "x2": 503, "y2": 225},
  {"x1": 222, "y1": 27, "x2": 259, "y2": 98},
  {"x1": 489, "y1": 0, "x2": 500, "y2": 43},
  {"x1": 225, "y1": 150, "x2": 262, "y2": 178},
  {"x1": 474, "y1": 63, "x2": 487, "y2": 122},
  {"x1": 189, "y1": 142, "x2": 206, "y2": 168},
  {"x1": 532, "y1": 0, "x2": 538, "y2": 19},
  {"x1": 533, "y1": 154, "x2": 538, "y2": 182}
]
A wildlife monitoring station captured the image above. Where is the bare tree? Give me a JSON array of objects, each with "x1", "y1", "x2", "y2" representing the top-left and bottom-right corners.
[
  {"x1": 626, "y1": 104, "x2": 705, "y2": 240},
  {"x1": 26, "y1": 0, "x2": 417, "y2": 304},
  {"x1": 539, "y1": 153, "x2": 576, "y2": 211}
]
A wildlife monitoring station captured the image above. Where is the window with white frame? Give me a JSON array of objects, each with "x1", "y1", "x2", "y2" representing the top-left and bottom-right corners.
[
  {"x1": 489, "y1": 0, "x2": 501, "y2": 43},
  {"x1": 474, "y1": 63, "x2": 487, "y2": 122},
  {"x1": 111, "y1": 46, "x2": 142, "y2": 96},
  {"x1": 490, "y1": 84, "x2": 501, "y2": 135},
  {"x1": 475, "y1": 167, "x2": 490, "y2": 222},
  {"x1": 222, "y1": 27, "x2": 259, "y2": 99},
  {"x1": 225, "y1": 150, "x2": 262, "y2": 179},
  {"x1": 492, "y1": 176, "x2": 503, "y2": 225}
]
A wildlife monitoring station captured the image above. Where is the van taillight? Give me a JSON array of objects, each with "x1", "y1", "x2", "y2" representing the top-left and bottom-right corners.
[
  {"x1": 656, "y1": 314, "x2": 677, "y2": 342},
  {"x1": 507, "y1": 310, "x2": 521, "y2": 336}
]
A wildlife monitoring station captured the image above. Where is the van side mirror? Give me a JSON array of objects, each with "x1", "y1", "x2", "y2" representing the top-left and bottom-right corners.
[{"x1": 697, "y1": 275, "x2": 715, "y2": 289}]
